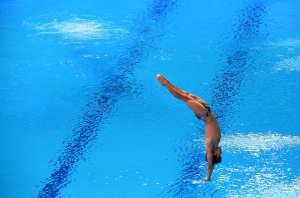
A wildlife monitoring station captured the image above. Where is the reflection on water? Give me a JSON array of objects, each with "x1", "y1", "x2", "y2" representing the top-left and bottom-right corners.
[
  {"x1": 218, "y1": 165, "x2": 300, "y2": 198},
  {"x1": 221, "y1": 132, "x2": 300, "y2": 153},
  {"x1": 269, "y1": 39, "x2": 300, "y2": 48},
  {"x1": 26, "y1": 16, "x2": 129, "y2": 40},
  {"x1": 274, "y1": 56, "x2": 300, "y2": 73},
  {"x1": 194, "y1": 132, "x2": 300, "y2": 152},
  {"x1": 269, "y1": 39, "x2": 300, "y2": 73}
]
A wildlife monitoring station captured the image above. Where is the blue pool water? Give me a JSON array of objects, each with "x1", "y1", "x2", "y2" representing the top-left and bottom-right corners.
[{"x1": 1, "y1": 0, "x2": 300, "y2": 197}]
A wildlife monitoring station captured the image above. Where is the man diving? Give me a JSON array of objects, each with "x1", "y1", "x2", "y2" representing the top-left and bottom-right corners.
[{"x1": 156, "y1": 74, "x2": 222, "y2": 181}]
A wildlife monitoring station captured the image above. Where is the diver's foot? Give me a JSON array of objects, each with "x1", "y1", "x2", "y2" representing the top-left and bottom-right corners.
[{"x1": 156, "y1": 74, "x2": 167, "y2": 85}]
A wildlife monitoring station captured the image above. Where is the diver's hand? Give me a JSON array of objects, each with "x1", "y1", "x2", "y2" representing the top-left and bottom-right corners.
[{"x1": 204, "y1": 177, "x2": 211, "y2": 182}]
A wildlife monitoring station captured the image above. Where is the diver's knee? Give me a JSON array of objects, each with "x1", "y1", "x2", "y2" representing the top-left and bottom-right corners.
[{"x1": 186, "y1": 92, "x2": 192, "y2": 97}]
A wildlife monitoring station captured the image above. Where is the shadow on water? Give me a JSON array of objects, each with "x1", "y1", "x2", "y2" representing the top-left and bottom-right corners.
[
  {"x1": 161, "y1": 1, "x2": 268, "y2": 197},
  {"x1": 36, "y1": 0, "x2": 177, "y2": 197},
  {"x1": 212, "y1": 1, "x2": 267, "y2": 126}
]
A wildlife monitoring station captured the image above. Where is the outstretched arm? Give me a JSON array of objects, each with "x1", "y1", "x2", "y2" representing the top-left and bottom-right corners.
[{"x1": 204, "y1": 144, "x2": 214, "y2": 181}]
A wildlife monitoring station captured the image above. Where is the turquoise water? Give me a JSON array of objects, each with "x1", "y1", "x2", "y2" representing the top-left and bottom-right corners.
[{"x1": 1, "y1": 0, "x2": 300, "y2": 197}]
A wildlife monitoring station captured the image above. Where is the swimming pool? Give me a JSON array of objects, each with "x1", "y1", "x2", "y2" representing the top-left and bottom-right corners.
[{"x1": 1, "y1": 0, "x2": 300, "y2": 197}]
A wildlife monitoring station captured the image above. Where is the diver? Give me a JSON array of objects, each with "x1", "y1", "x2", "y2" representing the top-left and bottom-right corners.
[{"x1": 156, "y1": 74, "x2": 222, "y2": 182}]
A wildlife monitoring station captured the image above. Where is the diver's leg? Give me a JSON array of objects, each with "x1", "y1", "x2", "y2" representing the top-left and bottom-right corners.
[
  {"x1": 156, "y1": 74, "x2": 207, "y2": 105},
  {"x1": 188, "y1": 94, "x2": 207, "y2": 106},
  {"x1": 184, "y1": 98, "x2": 209, "y2": 117},
  {"x1": 156, "y1": 74, "x2": 208, "y2": 116},
  {"x1": 156, "y1": 74, "x2": 189, "y2": 100}
]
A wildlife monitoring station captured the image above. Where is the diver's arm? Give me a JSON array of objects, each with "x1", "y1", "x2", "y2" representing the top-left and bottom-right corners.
[{"x1": 204, "y1": 146, "x2": 214, "y2": 181}]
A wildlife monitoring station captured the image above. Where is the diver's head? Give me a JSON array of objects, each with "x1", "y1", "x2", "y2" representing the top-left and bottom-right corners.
[
  {"x1": 206, "y1": 147, "x2": 222, "y2": 164},
  {"x1": 212, "y1": 147, "x2": 222, "y2": 164},
  {"x1": 213, "y1": 147, "x2": 222, "y2": 158}
]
